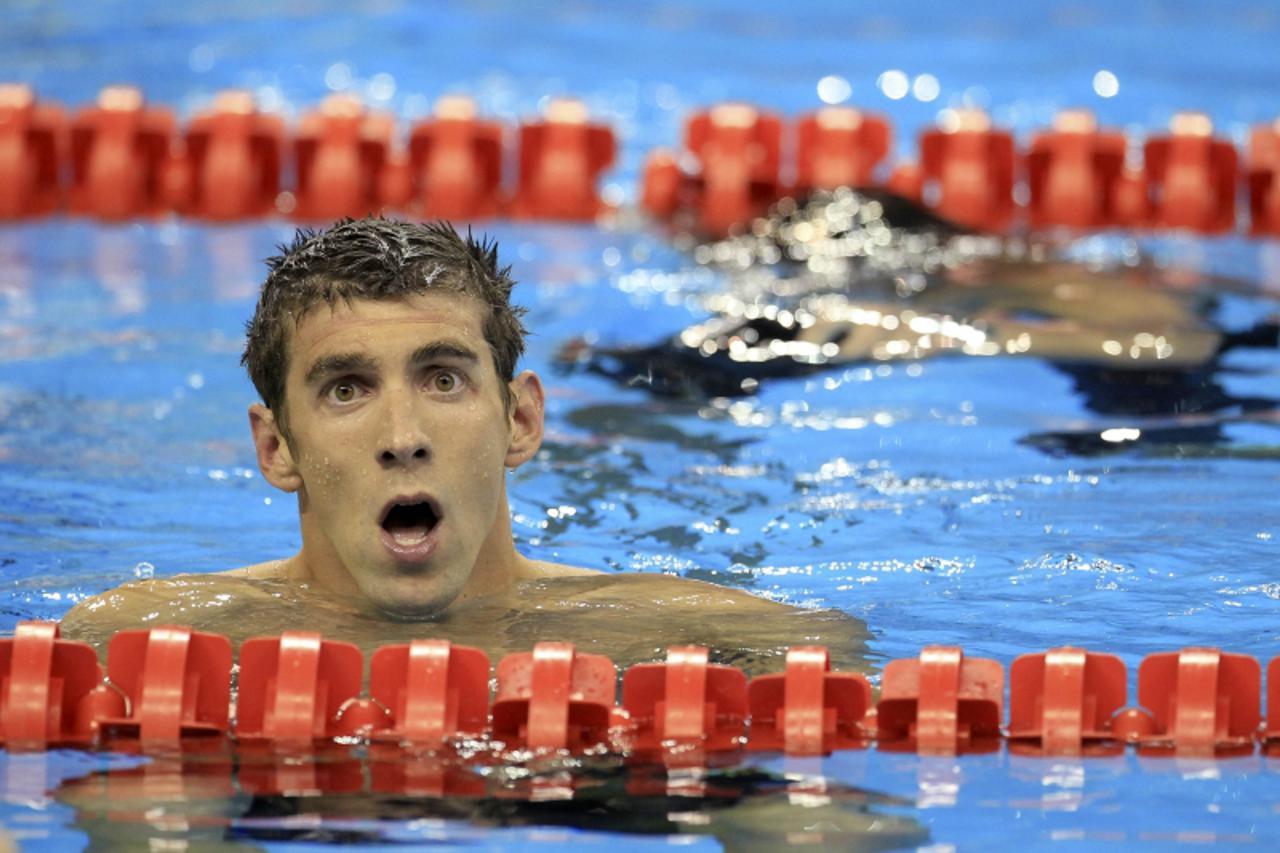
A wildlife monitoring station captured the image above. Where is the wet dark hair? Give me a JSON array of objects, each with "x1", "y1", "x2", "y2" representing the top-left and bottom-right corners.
[{"x1": 242, "y1": 218, "x2": 528, "y2": 424}]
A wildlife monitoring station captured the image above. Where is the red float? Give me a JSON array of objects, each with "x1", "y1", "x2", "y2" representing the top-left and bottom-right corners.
[
  {"x1": 1110, "y1": 165, "x2": 1152, "y2": 227},
  {"x1": 1026, "y1": 109, "x2": 1128, "y2": 229},
  {"x1": 639, "y1": 149, "x2": 684, "y2": 219},
  {"x1": 511, "y1": 97, "x2": 615, "y2": 220},
  {"x1": 876, "y1": 645, "x2": 1003, "y2": 754},
  {"x1": 1007, "y1": 646, "x2": 1128, "y2": 755},
  {"x1": 1264, "y1": 656, "x2": 1280, "y2": 750},
  {"x1": 95, "y1": 625, "x2": 232, "y2": 742},
  {"x1": 920, "y1": 108, "x2": 1016, "y2": 232},
  {"x1": 1246, "y1": 119, "x2": 1280, "y2": 237},
  {"x1": 406, "y1": 95, "x2": 504, "y2": 220},
  {"x1": 1133, "y1": 647, "x2": 1260, "y2": 755},
  {"x1": 0, "y1": 84, "x2": 65, "y2": 219},
  {"x1": 641, "y1": 103, "x2": 784, "y2": 234},
  {"x1": 179, "y1": 90, "x2": 285, "y2": 220},
  {"x1": 747, "y1": 645, "x2": 871, "y2": 755},
  {"x1": 4, "y1": 623, "x2": 1277, "y2": 760},
  {"x1": 621, "y1": 645, "x2": 747, "y2": 752},
  {"x1": 1144, "y1": 112, "x2": 1238, "y2": 233},
  {"x1": 368, "y1": 638, "x2": 490, "y2": 745},
  {"x1": 292, "y1": 94, "x2": 394, "y2": 221},
  {"x1": 793, "y1": 106, "x2": 891, "y2": 194},
  {"x1": 68, "y1": 86, "x2": 177, "y2": 220},
  {"x1": 886, "y1": 160, "x2": 925, "y2": 203},
  {"x1": 236, "y1": 630, "x2": 368, "y2": 741},
  {"x1": 690, "y1": 103, "x2": 783, "y2": 233},
  {"x1": 0, "y1": 621, "x2": 101, "y2": 746},
  {"x1": 491, "y1": 642, "x2": 616, "y2": 751}
]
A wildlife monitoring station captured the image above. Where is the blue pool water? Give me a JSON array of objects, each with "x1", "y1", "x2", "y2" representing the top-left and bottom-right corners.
[{"x1": 3, "y1": 0, "x2": 1280, "y2": 849}]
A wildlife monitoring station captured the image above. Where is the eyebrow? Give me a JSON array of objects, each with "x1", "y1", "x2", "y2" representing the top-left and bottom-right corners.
[
  {"x1": 304, "y1": 352, "x2": 378, "y2": 387},
  {"x1": 409, "y1": 341, "x2": 481, "y2": 367},
  {"x1": 302, "y1": 341, "x2": 482, "y2": 387}
]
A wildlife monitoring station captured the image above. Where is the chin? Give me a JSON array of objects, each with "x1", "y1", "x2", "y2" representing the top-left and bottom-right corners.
[{"x1": 364, "y1": 581, "x2": 462, "y2": 622}]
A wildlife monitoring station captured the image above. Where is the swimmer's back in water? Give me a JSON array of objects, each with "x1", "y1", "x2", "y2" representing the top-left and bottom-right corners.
[{"x1": 61, "y1": 218, "x2": 869, "y2": 675}]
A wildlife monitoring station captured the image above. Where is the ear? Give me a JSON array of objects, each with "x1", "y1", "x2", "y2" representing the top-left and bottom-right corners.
[
  {"x1": 249, "y1": 403, "x2": 303, "y2": 493},
  {"x1": 505, "y1": 371, "x2": 545, "y2": 469}
]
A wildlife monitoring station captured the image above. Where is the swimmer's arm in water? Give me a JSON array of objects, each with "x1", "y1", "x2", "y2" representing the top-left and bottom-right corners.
[{"x1": 792, "y1": 304, "x2": 1222, "y2": 368}]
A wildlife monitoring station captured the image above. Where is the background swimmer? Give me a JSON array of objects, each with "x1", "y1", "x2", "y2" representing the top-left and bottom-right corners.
[
  {"x1": 564, "y1": 188, "x2": 1279, "y2": 454},
  {"x1": 60, "y1": 218, "x2": 869, "y2": 674}
]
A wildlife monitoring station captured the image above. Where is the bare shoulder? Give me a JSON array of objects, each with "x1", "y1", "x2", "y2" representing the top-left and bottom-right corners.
[
  {"x1": 60, "y1": 572, "x2": 283, "y2": 652},
  {"x1": 221, "y1": 558, "x2": 292, "y2": 580},
  {"x1": 531, "y1": 572, "x2": 871, "y2": 674},
  {"x1": 526, "y1": 559, "x2": 603, "y2": 579},
  {"x1": 563, "y1": 571, "x2": 797, "y2": 612}
]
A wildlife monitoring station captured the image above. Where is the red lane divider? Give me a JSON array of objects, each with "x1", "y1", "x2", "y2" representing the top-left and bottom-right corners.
[
  {"x1": 407, "y1": 95, "x2": 504, "y2": 221},
  {"x1": 1007, "y1": 646, "x2": 1127, "y2": 755},
  {"x1": 1247, "y1": 120, "x2": 1280, "y2": 237},
  {"x1": 1026, "y1": 110, "x2": 1128, "y2": 230},
  {"x1": 747, "y1": 645, "x2": 872, "y2": 755},
  {"x1": 236, "y1": 630, "x2": 365, "y2": 740},
  {"x1": 876, "y1": 645, "x2": 1003, "y2": 755},
  {"x1": 511, "y1": 97, "x2": 616, "y2": 220},
  {"x1": 8, "y1": 83, "x2": 1280, "y2": 236},
  {"x1": 1266, "y1": 656, "x2": 1280, "y2": 748},
  {"x1": 622, "y1": 644, "x2": 747, "y2": 752},
  {"x1": 920, "y1": 109, "x2": 1017, "y2": 232},
  {"x1": 179, "y1": 90, "x2": 286, "y2": 221},
  {"x1": 642, "y1": 103, "x2": 786, "y2": 235},
  {"x1": 794, "y1": 106, "x2": 892, "y2": 196},
  {"x1": 369, "y1": 638, "x2": 489, "y2": 745},
  {"x1": 687, "y1": 103, "x2": 784, "y2": 235},
  {"x1": 491, "y1": 641, "x2": 616, "y2": 750},
  {"x1": 1145, "y1": 111, "x2": 1238, "y2": 234},
  {"x1": 1132, "y1": 647, "x2": 1260, "y2": 755},
  {"x1": 96, "y1": 625, "x2": 231, "y2": 742},
  {"x1": 0, "y1": 622, "x2": 101, "y2": 746},
  {"x1": 69, "y1": 85, "x2": 180, "y2": 220},
  {"x1": 6, "y1": 621, "x2": 1280, "y2": 758},
  {"x1": 291, "y1": 94, "x2": 393, "y2": 221},
  {"x1": 0, "y1": 83, "x2": 65, "y2": 220}
]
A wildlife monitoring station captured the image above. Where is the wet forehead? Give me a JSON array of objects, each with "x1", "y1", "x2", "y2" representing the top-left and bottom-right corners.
[{"x1": 290, "y1": 293, "x2": 489, "y2": 371}]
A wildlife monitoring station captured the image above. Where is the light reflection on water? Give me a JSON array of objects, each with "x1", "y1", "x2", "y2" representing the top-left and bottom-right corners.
[
  {"x1": 7, "y1": 218, "x2": 1276, "y2": 847},
  {"x1": 5, "y1": 0, "x2": 1280, "y2": 846}
]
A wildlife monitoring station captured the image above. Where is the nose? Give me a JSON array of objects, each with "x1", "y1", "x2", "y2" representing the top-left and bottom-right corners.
[{"x1": 376, "y1": 387, "x2": 431, "y2": 468}]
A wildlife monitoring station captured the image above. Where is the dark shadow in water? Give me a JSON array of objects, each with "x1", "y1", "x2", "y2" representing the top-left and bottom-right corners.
[{"x1": 48, "y1": 744, "x2": 929, "y2": 851}]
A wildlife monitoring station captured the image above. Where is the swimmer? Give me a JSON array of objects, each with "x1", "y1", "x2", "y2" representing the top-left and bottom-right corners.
[
  {"x1": 564, "y1": 187, "x2": 1276, "y2": 407},
  {"x1": 61, "y1": 218, "x2": 869, "y2": 674}
]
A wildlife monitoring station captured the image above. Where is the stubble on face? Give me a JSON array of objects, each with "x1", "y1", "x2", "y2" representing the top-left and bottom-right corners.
[{"x1": 279, "y1": 293, "x2": 518, "y2": 619}]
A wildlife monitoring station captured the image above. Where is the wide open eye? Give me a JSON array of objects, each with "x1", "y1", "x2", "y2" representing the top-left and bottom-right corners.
[
  {"x1": 429, "y1": 369, "x2": 465, "y2": 394},
  {"x1": 325, "y1": 380, "x2": 363, "y2": 404}
]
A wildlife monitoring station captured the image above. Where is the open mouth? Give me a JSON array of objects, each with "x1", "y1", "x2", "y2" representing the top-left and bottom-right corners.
[{"x1": 379, "y1": 498, "x2": 441, "y2": 547}]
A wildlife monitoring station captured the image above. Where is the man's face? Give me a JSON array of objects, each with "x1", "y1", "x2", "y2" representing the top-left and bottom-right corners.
[{"x1": 269, "y1": 291, "x2": 523, "y2": 618}]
